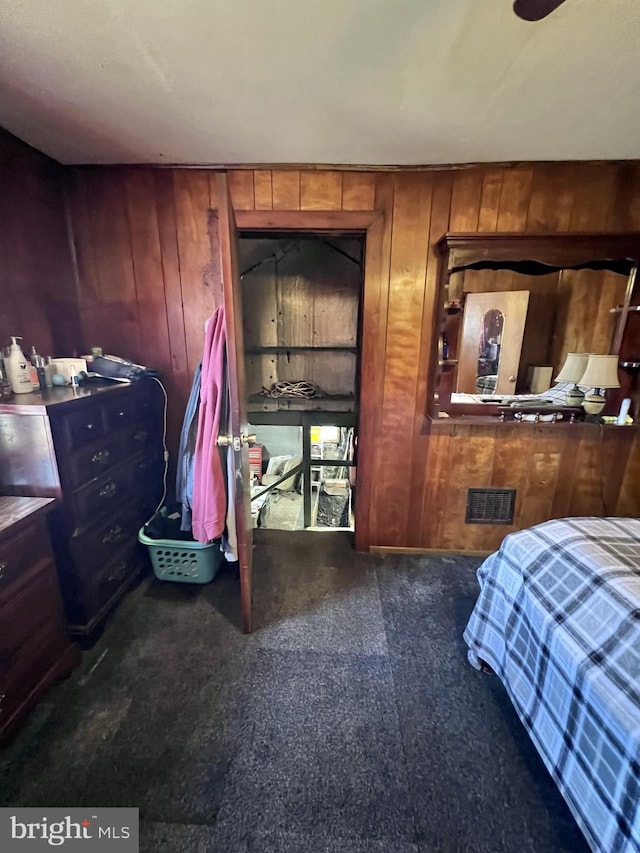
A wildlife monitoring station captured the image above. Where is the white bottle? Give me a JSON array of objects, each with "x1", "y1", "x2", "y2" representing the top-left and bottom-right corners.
[{"x1": 6, "y1": 336, "x2": 33, "y2": 394}]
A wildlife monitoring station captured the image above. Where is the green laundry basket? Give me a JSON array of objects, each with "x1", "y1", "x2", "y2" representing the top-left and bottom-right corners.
[{"x1": 138, "y1": 527, "x2": 222, "y2": 584}]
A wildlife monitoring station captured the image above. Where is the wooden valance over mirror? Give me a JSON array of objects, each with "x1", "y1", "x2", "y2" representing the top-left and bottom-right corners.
[{"x1": 430, "y1": 232, "x2": 640, "y2": 420}]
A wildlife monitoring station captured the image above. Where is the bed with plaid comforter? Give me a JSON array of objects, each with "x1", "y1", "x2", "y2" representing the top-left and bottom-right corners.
[{"x1": 464, "y1": 517, "x2": 640, "y2": 853}]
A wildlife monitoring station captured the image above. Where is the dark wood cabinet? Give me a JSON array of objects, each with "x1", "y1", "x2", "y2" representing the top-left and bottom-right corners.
[
  {"x1": 0, "y1": 380, "x2": 164, "y2": 640},
  {"x1": 0, "y1": 496, "x2": 80, "y2": 739}
]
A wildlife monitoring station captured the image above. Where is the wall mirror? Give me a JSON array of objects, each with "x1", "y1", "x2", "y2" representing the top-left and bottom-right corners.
[{"x1": 430, "y1": 233, "x2": 640, "y2": 418}]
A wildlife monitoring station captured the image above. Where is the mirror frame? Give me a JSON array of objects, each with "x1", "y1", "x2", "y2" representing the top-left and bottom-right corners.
[{"x1": 429, "y1": 232, "x2": 640, "y2": 418}]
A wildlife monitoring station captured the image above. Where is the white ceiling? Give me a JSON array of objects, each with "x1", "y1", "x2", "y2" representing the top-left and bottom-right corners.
[{"x1": 0, "y1": 0, "x2": 639, "y2": 166}]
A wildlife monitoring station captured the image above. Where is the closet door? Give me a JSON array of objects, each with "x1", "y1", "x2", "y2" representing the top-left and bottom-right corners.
[{"x1": 210, "y1": 173, "x2": 253, "y2": 633}]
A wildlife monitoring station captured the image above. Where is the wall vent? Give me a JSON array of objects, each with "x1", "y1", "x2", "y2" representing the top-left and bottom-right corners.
[{"x1": 465, "y1": 488, "x2": 516, "y2": 524}]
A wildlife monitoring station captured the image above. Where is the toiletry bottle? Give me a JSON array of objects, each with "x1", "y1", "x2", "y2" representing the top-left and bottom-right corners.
[
  {"x1": 29, "y1": 346, "x2": 40, "y2": 389},
  {"x1": 34, "y1": 355, "x2": 48, "y2": 392},
  {"x1": 44, "y1": 355, "x2": 54, "y2": 387},
  {"x1": 0, "y1": 362, "x2": 12, "y2": 399},
  {"x1": 6, "y1": 337, "x2": 33, "y2": 394}
]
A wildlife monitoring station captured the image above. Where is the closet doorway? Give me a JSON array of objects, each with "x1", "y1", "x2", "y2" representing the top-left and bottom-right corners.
[
  {"x1": 210, "y1": 173, "x2": 382, "y2": 633},
  {"x1": 238, "y1": 234, "x2": 363, "y2": 534}
]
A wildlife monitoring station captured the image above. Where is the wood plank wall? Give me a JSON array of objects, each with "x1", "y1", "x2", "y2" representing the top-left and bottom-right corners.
[
  {"x1": 62, "y1": 162, "x2": 640, "y2": 550},
  {"x1": 0, "y1": 131, "x2": 81, "y2": 358}
]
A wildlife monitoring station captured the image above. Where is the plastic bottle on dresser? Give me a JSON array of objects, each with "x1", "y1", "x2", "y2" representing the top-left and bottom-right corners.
[{"x1": 6, "y1": 337, "x2": 33, "y2": 394}]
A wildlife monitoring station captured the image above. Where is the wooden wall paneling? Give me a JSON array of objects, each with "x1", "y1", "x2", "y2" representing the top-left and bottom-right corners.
[
  {"x1": 489, "y1": 423, "x2": 531, "y2": 495},
  {"x1": 495, "y1": 167, "x2": 533, "y2": 231},
  {"x1": 517, "y1": 427, "x2": 564, "y2": 529},
  {"x1": 172, "y1": 170, "x2": 214, "y2": 376},
  {"x1": 153, "y1": 171, "x2": 190, "y2": 384},
  {"x1": 607, "y1": 164, "x2": 640, "y2": 231},
  {"x1": 616, "y1": 432, "x2": 640, "y2": 516},
  {"x1": 0, "y1": 142, "x2": 80, "y2": 357},
  {"x1": 66, "y1": 171, "x2": 105, "y2": 354},
  {"x1": 253, "y1": 170, "x2": 273, "y2": 210},
  {"x1": 455, "y1": 426, "x2": 499, "y2": 551},
  {"x1": 567, "y1": 427, "x2": 604, "y2": 516},
  {"x1": 569, "y1": 163, "x2": 617, "y2": 231},
  {"x1": 371, "y1": 173, "x2": 433, "y2": 545},
  {"x1": 439, "y1": 424, "x2": 475, "y2": 549},
  {"x1": 477, "y1": 168, "x2": 504, "y2": 233},
  {"x1": 29, "y1": 164, "x2": 83, "y2": 356},
  {"x1": 409, "y1": 171, "x2": 454, "y2": 546},
  {"x1": 419, "y1": 424, "x2": 453, "y2": 547},
  {"x1": 526, "y1": 164, "x2": 579, "y2": 232},
  {"x1": 310, "y1": 242, "x2": 360, "y2": 347},
  {"x1": 87, "y1": 171, "x2": 141, "y2": 360},
  {"x1": 601, "y1": 428, "x2": 635, "y2": 516},
  {"x1": 448, "y1": 169, "x2": 484, "y2": 232},
  {"x1": 124, "y1": 170, "x2": 172, "y2": 374},
  {"x1": 549, "y1": 425, "x2": 581, "y2": 518},
  {"x1": 341, "y1": 173, "x2": 376, "y2": 211},
  {"x1": 300, "y1": 171, "x2": 342, "y2": 211},
  {"x1": 271, "y1": 171, "x2": 301, "y2": 210},
  {"x1": 228, "y1": 170, "x2": 255, "y2": 210},
  {"x1": 354, "y1": 176, "x2": 393, "y2": 550}
]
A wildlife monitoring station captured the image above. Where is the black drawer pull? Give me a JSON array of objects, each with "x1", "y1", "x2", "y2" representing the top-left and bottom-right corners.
[
  {"x1": 137, "y1": 459, "x2": 151, "y2": 471},
  {"x1": 134, "y1": 430, "x2": 148, "y2": 442},
  {"x1": 91, "y1": 450, "x2": 111, "y2": 465},
  {"x1": 0, "y1": 562, "x2": 5, "y2": 580},
  {"x1": 99, "y1": 482, "x2": 117, "y2": 498},
  {"x1": 102, "y1": 525, "x2": 125, "y2": 545}
]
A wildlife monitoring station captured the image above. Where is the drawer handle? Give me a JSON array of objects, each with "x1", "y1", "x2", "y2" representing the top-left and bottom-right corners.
[
  {"x1": 134, "y1": 430, "x2": 148, "y2": 442},
  {"x1": 117, "y1": 410, "x2": 126, "y2": 418},
  {"x1": 137, "y1": 459, "x2": 151, "y2": 471},
  {"x1": 91, "y1": 450, "x2": 111, "y2": 465},
  {"x1": 85, "y1": 422, "x2": 96, "y2": 431},
  {"x1": 102, "y1": 525, "x2": 125, "y2": 545},
  {"x1": 99, "y1": 482, "x2": 118, "y2": 498},
  {"x1": 0, "y1": 562, "x2": 5, "y2": 580}
]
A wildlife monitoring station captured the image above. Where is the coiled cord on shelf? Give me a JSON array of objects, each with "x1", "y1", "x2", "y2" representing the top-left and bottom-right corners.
[{"x1": 260, "y1": 380, "x2": 325, "y2": 399}]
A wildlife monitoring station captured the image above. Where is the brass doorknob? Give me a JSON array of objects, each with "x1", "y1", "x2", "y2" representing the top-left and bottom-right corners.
[
  {"x1": 241, "y1": 433, "x2": 256, "y2": 446},
  {"x1": 217, "y1": 435, "x2": 232, "y2": 447}
]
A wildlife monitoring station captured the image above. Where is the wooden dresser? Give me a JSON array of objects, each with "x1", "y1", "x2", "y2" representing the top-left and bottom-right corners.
[
  {"x1": 0, "y1": 380, "x2": 165, "y2": 641},
  {"x1": 0, "y1": 496, "x2": 80, "y2": 739}
]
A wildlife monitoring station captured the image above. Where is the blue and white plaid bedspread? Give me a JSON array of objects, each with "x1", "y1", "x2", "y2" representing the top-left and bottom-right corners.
[{"x1": 464, "y1": 517, "x2": 640, "y2": 853}]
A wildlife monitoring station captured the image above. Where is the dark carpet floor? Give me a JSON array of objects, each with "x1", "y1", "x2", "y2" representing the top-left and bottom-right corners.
[{"x1": 0, "y1": 530, "x2": 589, "y2": 853}]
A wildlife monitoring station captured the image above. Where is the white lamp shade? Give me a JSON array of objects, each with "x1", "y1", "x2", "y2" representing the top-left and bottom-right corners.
[
  {"x1": 555, "y1": 352, "x2": 589, "y2": 383},
  {"x1": 578, "y1": 355, "x2": 621, "y2": 390}
]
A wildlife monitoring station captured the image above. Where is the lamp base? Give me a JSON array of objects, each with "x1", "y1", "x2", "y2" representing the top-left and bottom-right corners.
[
  {"x1": 583, "y1": 393, "x2": 606, "y2": 415},
  {"x1": 565, "y1": 385, "x2": 585, "y2": 407}
]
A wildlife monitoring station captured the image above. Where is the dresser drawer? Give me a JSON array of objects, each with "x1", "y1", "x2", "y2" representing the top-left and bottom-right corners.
[
  {"x1": 63, "y1": 432, "x2": 127, "y2": 490},
  {"x1": 60, "y1": 404, "x2": 107, "y2": 450},
  {"x1": 0, "y1": 520, "x2": 52, "y2": 604},
  {"x1": 69, "y1": 505, "x2": 144, "y2": 575},
  {"x1": 0, "y1": 560, "x2": 65, "y2": 656},
  {"x1": 0, "y1": 618, "x2": 70, "y2": 730},
  {"x1": 71, "y1": 465, "x2": 133, "y2": 527},
  {"x1": 65, "y1": 539, "x2": 141, "y2": 627}
]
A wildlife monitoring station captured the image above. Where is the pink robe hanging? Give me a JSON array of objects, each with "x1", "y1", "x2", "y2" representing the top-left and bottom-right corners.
[{"x1": 192, "y1": 307, "x2": 227, "y2": 543}]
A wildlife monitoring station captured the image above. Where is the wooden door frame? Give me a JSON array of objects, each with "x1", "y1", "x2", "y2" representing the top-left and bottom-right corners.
[{"x1": 229, "y1": 208, "x2": 385, "y2": 552}]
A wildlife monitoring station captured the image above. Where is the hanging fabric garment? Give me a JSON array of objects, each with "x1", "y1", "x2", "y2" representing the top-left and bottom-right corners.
[
  {"x1": 175, "y1": 362, "x2": 202, "y2": 532},
  {"x1": 192, "y1": 307, "x2": 228, "y2": 543},
  {"x1": 222, "y1": 409, "x2": 239, "y2": 562}
]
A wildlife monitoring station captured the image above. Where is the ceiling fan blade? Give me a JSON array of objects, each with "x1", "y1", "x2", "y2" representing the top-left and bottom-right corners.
[{"x1": 513, "y1": 0, "x2": 568, "y2": 21}]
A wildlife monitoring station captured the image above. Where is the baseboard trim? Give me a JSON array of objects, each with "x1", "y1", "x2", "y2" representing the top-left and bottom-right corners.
[{"x1": 370, "y1": 546, "x2": 492, "y2": 557}]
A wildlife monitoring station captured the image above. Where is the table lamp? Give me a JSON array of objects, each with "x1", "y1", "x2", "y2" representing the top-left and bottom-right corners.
[
  {"x1": 555, "y1": 352, "x2": 589, "y2": 406},
  {"x1": 578, "y1": 354, "x2": 621, "y2": 415}
]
